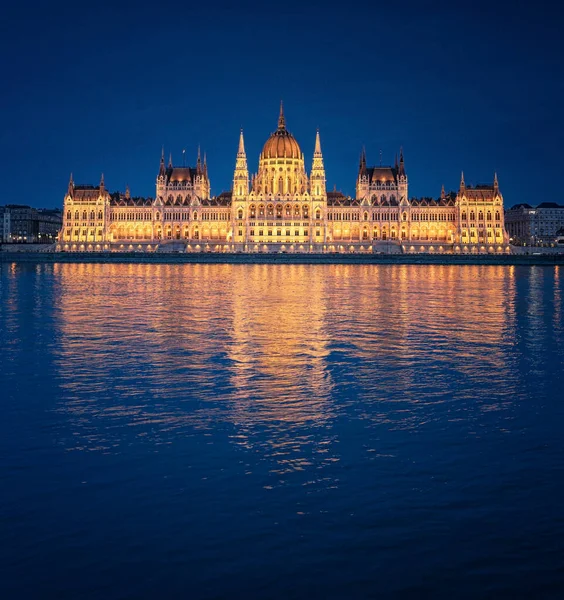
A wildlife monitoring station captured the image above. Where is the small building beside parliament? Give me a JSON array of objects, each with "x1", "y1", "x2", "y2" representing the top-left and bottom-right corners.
[{"x1": 58, "y1": 105, "x2": 510, "y2": 253}]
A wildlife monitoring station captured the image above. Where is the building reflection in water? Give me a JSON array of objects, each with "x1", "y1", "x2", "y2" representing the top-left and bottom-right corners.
[{"x1": 45, "y1": 262, "x2": 558, "y2": 486}]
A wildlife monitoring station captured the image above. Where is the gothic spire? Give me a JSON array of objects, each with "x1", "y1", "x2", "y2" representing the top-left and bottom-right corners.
[
  {"x1": 359, "y1": 146, "x2": 367, "y2": 177},
  {"x1": 460, "y1": 171, "x2": 465, "y2": 188},
  {"x1": 399, "y1": 147, "x2": 406, "y2": 177},
  {"x1": 197, "y1": 145, "x2": 202, "y2": 174},
  {"x1": 314, "y1": 128, "x2": 322, "y2": 155},
  {"x1": 278, "y1": 100, "x2": 286, "y2": 130},
  {"x1": 100, "y1": 173, "x2": 105, "y2": 188},
  {"x1": 203, "y1": 151, "x2": 208, "y2": 179},
  {"x1": 238, "y1": 128, "x2": 246, "y2": 156},
  {"x1": 159, "y1": 147, "x2": 166, "y2": 177},
  {"x1": 168, "y1": 152, "x2": 173, "y2": 168}
]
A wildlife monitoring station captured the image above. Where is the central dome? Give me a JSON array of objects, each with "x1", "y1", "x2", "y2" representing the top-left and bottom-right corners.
[{"x1": 261, "y1": 103, "x2": 302, "y2": 160}]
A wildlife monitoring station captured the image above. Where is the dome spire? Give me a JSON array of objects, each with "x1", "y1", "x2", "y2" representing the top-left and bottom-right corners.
[{"x1": 278, "y1": 100, "x2": 286, "y2": 130}]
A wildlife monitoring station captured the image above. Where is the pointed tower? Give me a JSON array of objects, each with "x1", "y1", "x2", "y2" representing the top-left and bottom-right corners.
[
  {"x1": 494, "y1": 172, "x2": 499, "y2": 193},
  {"x1": 67, "y1": 173, "x2": 74, "y2": 196},
  {"x1": 441, "y1": 184, "x2": 445, "y2": 200},
  {"x1": 460, "y1": 171, "x2": 465, "y2": 192},
  {"x1": 125, "y1": 185, "x2": 131, "y2": 200},
  {"x1": 398, "y1": 147, "x2": 406, "y2": 178},
  {"x1": 159, "y1": 147, "x2": 166, "y2": 179},
  {"x1": 356, "y1": 147, "x2": 369, "y2": 199},
  {"x1": 398, "y1": 147, "x2": 408, "y2": 202},
  {"x1": 168, "y1": 152, "x2": 173, "y2": 168},
  {"x1": 233, "y1": 129, "x2": 249, "y2": 200},
  {"x1": 310, "y1": 129, "x2": 326, "y2": 199},
  {"x1": 196, "y1": 146, "x2": 202, "y2": 175},
  {"x1": 100, "y1": 173, "x2": 105, "y2": 191}
]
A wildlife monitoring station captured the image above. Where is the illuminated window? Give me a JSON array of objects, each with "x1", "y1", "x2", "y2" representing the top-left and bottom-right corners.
[{"x1": 268, "y1": 230, "x2": 272, "y2": 236}]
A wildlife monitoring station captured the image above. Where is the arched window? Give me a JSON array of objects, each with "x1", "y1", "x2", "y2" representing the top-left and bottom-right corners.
[
  {"x1": 390, "y1": 195, "x2": 396, "y2": 204},
  {"x1": 259, "y1": 204, "x2": 265, "y2": 217},
  {"x1": 363, "y1": 212, "x2": 368, "y2": 221},
  {"x1": 75, "y1": 211, "x2": 79, "y2": 220},
  {"x1": 294, "y1": 204, "x2": 300, "y2": 217},
  {"x1": 82, "y1": 211, "x2": 87, "y2": 220},
  {"x1": 381, "y1": 194, "x2": 386, "y2": 203},
  {"x1": 487, "y1": 211, "x2": 492, "y2": 221},
  {"x1": 285, "y1": 204, "x2": 291, "y2": 217},
  {"x1": 302, "y1": 205, "x2": 309, "y2": 219},
  {"x1": 237, "y1": 209, "x2": 243, "y2": 219},
  {"x1": 495, "y1": 211, "x2": 500, "y2": 221},
  {"x1": 250, "y1": 205, "x2": 256, "y2": 218},
  {"x1": 66, "y1": 211, "x2": 71, "y2": 221},
  {"x1": 276, "y1": 204, "x2": 283, "y2": 218},
  {"x1": 316, "y1": 209, "x2": 321, "y2": 219},
  {"x1": 462, "y1": 211, "x2": 467, "y2": 221},
  {"x1": 98, "y1": 211, "x2": 103, "y2": 220},
  {"x1": 90, "y1": 211, "x2": 95, "y2": 221},
  {"x1": 267, "y1": 204, "x2": 274, "y2": 217},
  {"x1": 470, "y1": 211, "x2": 475, "y2": 220},
  {"x1": 402, "y1": 212, "x2": 407, "y2": 221},
  {"x1": 478, "y1": 211, "x2": 484, "y2": 220},
  {"x1": 193, "y1": 212, "x2": 198, "y2": 220}
]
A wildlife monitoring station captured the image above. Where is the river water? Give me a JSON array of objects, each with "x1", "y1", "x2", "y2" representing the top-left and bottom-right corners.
[{"x1": 1, "y1": 263, "x2": 563, "y2": 599}]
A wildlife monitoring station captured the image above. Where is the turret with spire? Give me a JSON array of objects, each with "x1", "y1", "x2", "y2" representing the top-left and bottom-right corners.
[
  {"x1": 494, "y1": 172, "x2": 499, "y2": 192},
  {"x1": 100, "y1": 173, "x2": 105, "y2": 191},
  {"x1": 356, "y1": 147, "x2": 369, "y2": 199},
  {"x1": 233, "y1": 128, "x2": 249, "y2": 199},
  {"x1": 159, "y1": 147, "x2": 166, "y2": 179},
  {"x1": 68, "y1": 173, "x2": 74, "y2": 196},
  {"x1": 398, "y1": 147, "x2": 406, "y2": 179},
  {"x1": 310, "y1": 129, "x2": 326, "y2": 199},
  {"x1": 460, "y1": 171, "x2": 465, "y2": 192},
  {"x1": 196, "y1": 146, "x2": 202, "y2": 175}
]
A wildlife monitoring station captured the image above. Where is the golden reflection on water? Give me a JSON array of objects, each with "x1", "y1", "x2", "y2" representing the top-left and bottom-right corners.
[{"x1": 4, "y1": 262, "x2": 558, "y2": 482}]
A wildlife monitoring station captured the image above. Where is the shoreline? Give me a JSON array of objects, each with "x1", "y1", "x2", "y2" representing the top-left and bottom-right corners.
[{"x1": 1, "y1": 251, "x2": 564, "y2": 266}]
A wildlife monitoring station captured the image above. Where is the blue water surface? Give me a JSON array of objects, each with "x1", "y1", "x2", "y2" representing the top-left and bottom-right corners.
[{"x1": 1, "y1": 262, "x2": 563, "y2": 599}]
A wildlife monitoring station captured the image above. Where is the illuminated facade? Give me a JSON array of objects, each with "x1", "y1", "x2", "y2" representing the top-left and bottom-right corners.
[{"x1": 58, "y1": 104, "x2": 510, "y2": 253}]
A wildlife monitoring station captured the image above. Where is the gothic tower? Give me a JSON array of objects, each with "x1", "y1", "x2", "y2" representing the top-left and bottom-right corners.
[
  {"x1": 233, "y1": 129, "x2": 249, "y2": 199},
  {"x1": 310, "y1": 129, "x2": 326, "y2": 199}
]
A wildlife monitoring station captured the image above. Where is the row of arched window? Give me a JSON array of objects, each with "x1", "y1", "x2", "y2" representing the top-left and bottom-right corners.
[
  {"x1": 461, "y1": 211, "x2": 501, "y2": 221},
  {"x1": 247, "y1": 204, "x2": 311, "y2": 219},
  {"x1": 67, "y1": 210, "x2": 103, "y2": 222}
]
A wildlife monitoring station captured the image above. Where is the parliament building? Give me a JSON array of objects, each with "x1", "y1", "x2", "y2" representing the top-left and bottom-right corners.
[{"x1": 58, "y1": 105, "x2": 510, "y2": 253}]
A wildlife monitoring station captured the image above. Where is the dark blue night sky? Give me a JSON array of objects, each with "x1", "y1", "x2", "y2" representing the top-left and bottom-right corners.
[{"x1": 2, "y1": 0, "x2": 562, "y2": 208}]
